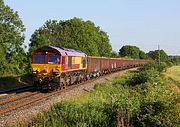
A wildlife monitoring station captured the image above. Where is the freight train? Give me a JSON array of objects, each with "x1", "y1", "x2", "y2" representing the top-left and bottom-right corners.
[{"x1": 31, "y1": 46, "x2": 149, "y2": 90}]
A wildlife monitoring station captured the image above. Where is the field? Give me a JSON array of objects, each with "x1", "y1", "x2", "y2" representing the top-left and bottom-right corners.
[{"x1": 165, "y1": 66, "x2": 180, "y2": 82}]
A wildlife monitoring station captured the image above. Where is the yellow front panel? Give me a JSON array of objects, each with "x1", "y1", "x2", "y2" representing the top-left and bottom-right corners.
[{"x1": 32, "y1": 64, "x2": 61, "y2": 77}]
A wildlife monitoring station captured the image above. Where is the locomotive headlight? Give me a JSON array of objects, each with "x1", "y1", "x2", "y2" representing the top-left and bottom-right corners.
[
  {"x1": 53, "y1": 72, "x2": 60, "y2": 75},
  {"x1": 53, "y1": 69, "x2": 60, "y2": 75},
  {"x1": 32, "y1": 68, "x2": 39, "y2": 74},
  {"x1": 53, "y1": 66, "x2": 61, "y2": 76},
  {"x1": 33, "y1": 70, "x2": 38, "y2": 74}
]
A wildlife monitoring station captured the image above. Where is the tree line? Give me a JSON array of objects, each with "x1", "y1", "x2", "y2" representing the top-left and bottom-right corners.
[{"x1": 0, "y1": 0, "x2": 179, "y2": 77}]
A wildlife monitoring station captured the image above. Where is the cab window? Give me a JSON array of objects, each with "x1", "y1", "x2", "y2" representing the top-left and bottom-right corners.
[
  {"x1": 48, "y1": 54, "x2": 60, "y2": 64},
  {"x1": 34, "y1": 54, "x2": 46, "y2": 64}
]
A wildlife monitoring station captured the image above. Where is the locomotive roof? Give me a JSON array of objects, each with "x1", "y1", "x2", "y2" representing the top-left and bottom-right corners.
[{"x1": 34, "y1": 46, "x2": 86, "y2": 57}]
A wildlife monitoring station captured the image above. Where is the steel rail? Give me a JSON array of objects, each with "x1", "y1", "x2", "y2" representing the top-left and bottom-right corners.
[
  {"x1": 0, "y1": 92, "x2": 38, "y2": 106},
  {"x1": 0, "y1": 86, "x2": 35, "y2": 100}
]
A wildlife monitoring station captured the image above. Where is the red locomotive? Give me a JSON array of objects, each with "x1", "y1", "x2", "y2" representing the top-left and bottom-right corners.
[{"x1": 31, "y1": 46, "x2": 148, "y2": 90}]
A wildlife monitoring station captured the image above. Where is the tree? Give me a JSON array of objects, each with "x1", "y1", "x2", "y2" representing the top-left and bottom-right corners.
[
  {"x1": 147, "y1": 50, "x2": 168, "y2": 62},
  {"x1": 119, "y1": 45, "x2": 149, "y2": 59},
  {"x1": 98, "y1": 30, "x2": 112, "y2": 56},
  {"x1": 0, "y1": 0, "x2": 26, "y2": 76},
  {"x1": 119, "y1": 45, "x2": 140, "y2": 59},
  {"x1": 29, "y1": 18, "x2": 112, "y2": 56},
  {"x1": 0, "y1": 46, "x2": 6, "y2": 75},
  {"x1": 169, "y1": 56, "x2": 180, "y2": 65},
  {"x1": 139, "y1": 50, "x2": 148, "y2": 59}
]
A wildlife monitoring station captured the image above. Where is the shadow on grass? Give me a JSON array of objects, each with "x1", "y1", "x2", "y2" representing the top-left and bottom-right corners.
[{"x1": 0, "y1": 74, "x2": 33, "y2": 91}]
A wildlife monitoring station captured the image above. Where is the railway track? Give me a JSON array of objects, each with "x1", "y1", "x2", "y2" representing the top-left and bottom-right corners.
[
  {"x1": 0, "y1": 85, "x2": 35, "y2": 100},
  {"x1": 0, "y1": 92, "x2": 41, "y2": 115},
  {"x1": 0, "y1": 92, "x2": 39, "y2": 106},
  {"x1": 0, "y1": 78, "x2": 94, "y2": 116},
  {"x1": 0, "y1": 85, "x2": 34, "y2": 94},
  {"x1": 0, "y1": 68, "x2": 136, "y2": 116},
  {"x1": 0, "y1": 75, "x2": 105, "y2": 116}
]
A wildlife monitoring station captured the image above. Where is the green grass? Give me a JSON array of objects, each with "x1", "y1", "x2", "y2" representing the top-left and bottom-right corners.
[{"x1": 165, "y1": 66, "x2": 180, "y2": 82}]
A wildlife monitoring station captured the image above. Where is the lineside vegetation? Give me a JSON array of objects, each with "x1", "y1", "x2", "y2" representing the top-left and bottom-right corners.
[{"x1": 25, "y1": 64, "x2": 179, "y2": 127}]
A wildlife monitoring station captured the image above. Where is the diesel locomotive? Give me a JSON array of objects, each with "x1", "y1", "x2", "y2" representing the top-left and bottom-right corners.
[{"x1": 31, "y1": 46, "x2": 148, "y2": 90}]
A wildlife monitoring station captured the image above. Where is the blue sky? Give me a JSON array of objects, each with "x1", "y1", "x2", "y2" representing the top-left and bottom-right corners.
[{"x1": 4, "y1": 0, "x2": 180, "y2": 55}]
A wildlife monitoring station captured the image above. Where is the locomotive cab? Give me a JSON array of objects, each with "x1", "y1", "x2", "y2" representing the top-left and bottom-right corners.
[{"x1": 32, "y1": 48, "x2": 61, "y2": 75}]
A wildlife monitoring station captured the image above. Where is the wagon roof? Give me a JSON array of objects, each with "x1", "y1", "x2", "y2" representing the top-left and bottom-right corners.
[{"x1": 87, "y1": 56, "x2": 134, "y2": 60}]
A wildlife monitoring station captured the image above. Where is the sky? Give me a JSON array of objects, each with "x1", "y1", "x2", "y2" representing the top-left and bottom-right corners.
[{"x1": 4, "y1": 0, "x2": 180, "y2": 55}]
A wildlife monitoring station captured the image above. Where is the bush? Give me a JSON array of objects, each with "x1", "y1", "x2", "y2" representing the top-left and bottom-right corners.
[
  {"x1": 126, "y1": 69, "x2": 159, "y2": 86},
  {"x1": 139, "y1": 62, "x2": 168, "y2": 72},
  {"x1": 133, "y1": 77, "x2": 179, "y2": 127}
]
